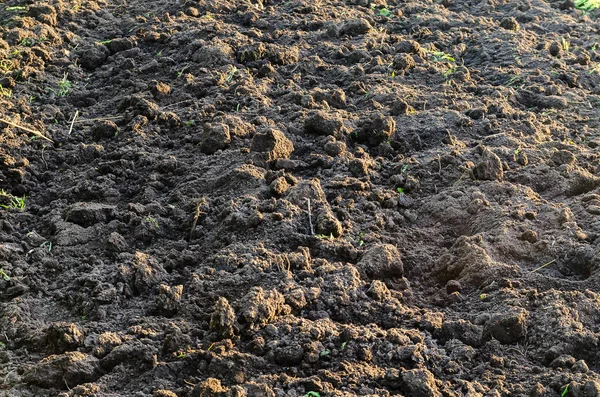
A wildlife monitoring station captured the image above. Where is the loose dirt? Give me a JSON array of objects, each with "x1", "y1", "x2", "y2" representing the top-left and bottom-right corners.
[{"x1": 2, "y1": 0, "x2": 600, "y2": 396}]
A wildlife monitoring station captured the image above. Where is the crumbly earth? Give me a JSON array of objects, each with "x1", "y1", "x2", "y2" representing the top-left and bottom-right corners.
[{"x1": 1, "y1": 0, "x2": 600, "y2": 396}]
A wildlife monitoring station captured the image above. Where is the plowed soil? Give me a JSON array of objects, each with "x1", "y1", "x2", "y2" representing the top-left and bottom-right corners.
[{"x1": 2, "y1": 0, "x2": 600, "y2": 396}]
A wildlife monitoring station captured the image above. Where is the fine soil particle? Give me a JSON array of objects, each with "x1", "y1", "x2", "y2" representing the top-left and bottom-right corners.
[{"x1": 2, "y1": 0, "x2": 600, "y2": 396}]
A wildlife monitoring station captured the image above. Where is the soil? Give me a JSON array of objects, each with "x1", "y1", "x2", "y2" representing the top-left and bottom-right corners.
[{"x1": 1, "y1": 0, "x2": 600, "y2": 396}]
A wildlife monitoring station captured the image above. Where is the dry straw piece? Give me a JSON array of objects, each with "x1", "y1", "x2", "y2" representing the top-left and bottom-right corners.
[{"x1": 0, "y1": 118, "x2": 54, "y2": 143}]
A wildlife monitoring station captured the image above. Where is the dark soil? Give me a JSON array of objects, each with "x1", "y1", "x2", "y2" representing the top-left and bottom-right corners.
[{"x1": 2, "y1": 0, "x2": 600, "y2": 396}]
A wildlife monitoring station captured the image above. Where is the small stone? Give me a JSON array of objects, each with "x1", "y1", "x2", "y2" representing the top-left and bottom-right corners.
[
  {"x1": 154, "y1": 390, "x2": 178, "y2": 397},
  {"x1": 148, "y1": 80, "x2": 171, "y2": 99},
  {"x1": 250, "y1": 128, "x2": 294, "y2": 161},
  {"x1": 582, "y1": 381, "x2": 600, "y2": 396},
  {"x1": 483, "y1": 309, "x2": 528, "y2": 344},
  {"x1": 92, "y1": 120, "x2": 118, "y2": 139},
  {"x1": 490, "y1": 355, "x2": 504, "y2": 368},
  {"x1": 552, "y1": 150, "x2": 576, "y2": 166},
  {"x1": 210, "y1": 297, "x2": 236, "y2": 339},
  {"x1": 339, "y1": 18, "x2": 373, "y2": 36},
  {"x1": 45, "y1": 323, "x2": 85, "y2": 354},
  {"x1": 24, "y1": 352, "x2": 101, "y2": 389},
  {"x1": 270, "y1": 177, "x2": 290, "y2": 196},
  {"x1": 402, "y1": 368, "x2": 441, "y2": 397},
  {"x1": 395, "y1": 40, "x2": 426, "y2": 56},
  {"x1": 500, "y1": 17, "x2": 520, "y2": 31},
  {"x1": 349, "y1": 158, "x2": 369, "y2": 177},
  {"x1": 549, "y1": 42, "x2": 561, "y2": 57},
  {"x1": 446, "y1": 280, "x2": 461, "y2": 294},
  {"x1": 391, "y1": 100, "x2": 414, "y2": 116},
  {"x1": 550, "y1": 354, "x2": 576, "y2": 368},
  {"x1": 106, "y1": 37, "x2": 137, "y2": 53},
  {"x1": 324, "y1": 141, "x2": 346, "y2": 156},
  {"x1": 304, "y1": 111, "x2": 344, "y2": 137},
  {"x1": 315, "y1": 208, "x2": 343, "y2": 237},
  {"x1": 155, "y1": 284, "x2": 183, "y2": 315},
  {"x1": 356, "y1": 113, "x2": 395, "y2": 146},
  {"x1": 529, "y1": 382, "x2": 546, "y2": 397},
  {"x1": 191, "y1": 378, "x2": 227, "y2": 397},
  {"x1": 65, "y1": 202, "x2": 116, "y2": 227},
  {"x1": 201, "y1": 123, "x2": 231, "y2": 155},
  {"x1": 393, "y1": 53, "x2": 416, "y2": 71},
  {"x1": 367, "y1": 280, "x2": 391, "y2": 301},
  {"x1": 572, "y1": 359, "x2": 589, "y2": 373},
  {"x1": 274, "y1": 343, "x2": 304, "y2": 366},
  {"x1": 78, "y1": 43, "x2": 109, "y2": 70},
  {"x1": 520, "y1": 230, "x2": 538, "y2": 243},
  {"x1": 473, "y1": 148, "x2": 503, "y2": 181},
  {"x1": 357, "y1": 244, "x2": 403, "y2": 279}
]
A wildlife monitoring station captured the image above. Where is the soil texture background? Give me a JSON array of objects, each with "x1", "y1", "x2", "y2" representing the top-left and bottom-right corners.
[{"x1": 2, "y1": 0, "x2": 600, "y2": 396}]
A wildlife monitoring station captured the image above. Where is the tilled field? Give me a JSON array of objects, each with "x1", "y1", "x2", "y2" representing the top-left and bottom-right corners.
[{"x1": 2, "y1": 0, "x2": 600, "y2": 396}]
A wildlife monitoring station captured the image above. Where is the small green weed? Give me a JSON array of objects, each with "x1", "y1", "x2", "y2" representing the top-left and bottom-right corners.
[
  {"x1": 0, "y1": 341, "x2": 6, "y2": 349},
  {"x1": 184, "y1": 120, "x2": 195, "y2": 127},
  {"x1": 6, "y1": 6, "x2": 27, "y2": 11},
  {"x1": 0, "y1": 59, "x2": 15, "y2": 73},
  {"x1": 357, "y1": 231, "x2": 365, "y2": 247},
  {"x1": 0, "y1": 269, "x2": 10, "y2": 281},
  {"x1": 561, "y1": 384, "x2": 569, "y2": 397},
  {"x1": 304, "y1": 393, "x2": 320, "y2": 397},
  {"x1": 19, "y1": 38, "x2": 35, "y2": 47},
  {"x1": 379, "y1": 8, "x2": 392, "y2": 17},
  {"x1": 0, "y1": 190, "x2": 25, "y2": 210},
  {"x1": 315, "y1": 233, "x2": 335, "y2": 241},
  {"x1": 340, "y1": 341, "x2": 348, "y2": 350},
  {"x1": 431, "y1": 51, "x2": 455, "y2": 62},
  {"x1": 319, "y1": 349, "x2": 330, "y2": 357},
  {"x1": 97, "y1": 39, "x2": 113, "y2": 45},
  {"x1": 0, "y1": 84, "x2": 12, "y2": 98},
  {"x1": 225, "y1": 66, "x2": 238, "y2": 83},
  {"x1": 145, "y1": 216, "x2": 159, "y2": 229},
  {"x1": 575, "y1": 0, "x2": 600, "y2": 10},
  {"x1": 397, "y1": 187, "x2": 405, "y2": 194},
  {"x1": 561, "y1": 37, "x2": 570, "y2": 52},
  {"x1": 58, "y1": 73, "x2": 72, "y2": 96}
]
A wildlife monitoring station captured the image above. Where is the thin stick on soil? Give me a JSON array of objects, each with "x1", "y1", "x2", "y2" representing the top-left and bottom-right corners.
[
  {"x1": 306, "y1": 198, "x2": 314, "y2": 236},
  {"x1": 530, "y1": 259, "x2": 556, "y2": 273},
  {"x1": 68, "y1": 110, "x2": 79, "y2": 135},
  {"x1": 189, "y1": 198, "x2": 206, "y2": 241},
  {"x1": 73, "y1": 116, "x2": 121, "y2": 124},
  {"x1": 0, "y1": 118, "x2": 54, "y2": 143}
]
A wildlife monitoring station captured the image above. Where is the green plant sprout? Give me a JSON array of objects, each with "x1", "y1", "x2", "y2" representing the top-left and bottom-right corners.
[
  {"x1": 379, "y1": 8, "x2": 392, "y2": 17},
  {"x1": 58, "y1": 73, "x2": 72, "y2": 96},
  {"x1": 6, "y1": 6, "x2": 27, "y2": 11},
  {"x1": 0, "y1": 269, "x2": 10, "y2": 281},
  {"x1": 0, "y1": 190, "x2": 25, "y2": 210},
  {"x1": 397, "y1": 187, "x2": 405, "y2": 194},
  {"x1": 0, "y1": 84, "x2": 12, "y2": 98},
  {"x1": 315, "y1": 233, "x2": 335, "y2": 241},
  {"x1": 225, "y1": 66, "x2": 237, "y2": 83},
  {"x1": 431, "y1": 51, "x2": 455, "y2": 62},
  {"x1": 145, "y1": 216, "x2": 159, "y2": 229},
  {"x1": 304, "y1": 393, "x2": 320, "y2": 397},
  {"x1": 561, "y1": 37, "x2": 570, "y2": 52},
  {"x1": 561, "y1": 384, "x2": 569, "y2": 397},
  {"x1": 341, "y1": 341, "x2": 348, "y2": 350},
  {"x1": 0, "y1": 341, "x2": 6, "y2": 349},
  {"x1": 320, "y1": 349, "x2": 330, "y2": 357},
  {"x1": 575, "y1": 0, "x2": 600, "y2": 10},
  {"x1": 40, "y1": 241, "x2": 53, "y2": 252},
  {"x1": 97, "y1": 39, "x2": 113, "y2": 45}
]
